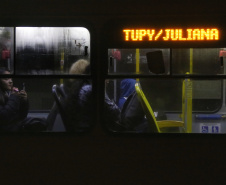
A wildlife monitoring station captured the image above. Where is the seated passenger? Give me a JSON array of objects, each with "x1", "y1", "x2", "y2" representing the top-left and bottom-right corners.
[
  {"x1": 64, "y1": 59, "x2": 121, "y2": 132},
  {"x1": 120, "y1": 88, "x2": 148, "y2": 132},
  {"x1": 118, "y1": 79, "x2": 136, "y2": 109},
  {"x1": 0, "y1": 68, "x2": 46, "y2": 132}
]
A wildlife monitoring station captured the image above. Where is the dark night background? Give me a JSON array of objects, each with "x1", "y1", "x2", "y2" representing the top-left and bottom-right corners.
[{"x1": 0, "y1": 0, "x2": 226, "y2": 184}]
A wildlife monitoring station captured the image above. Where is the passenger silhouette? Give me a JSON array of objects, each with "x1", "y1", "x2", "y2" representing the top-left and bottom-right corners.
[{"x1": 0, "y1": 68, "x2": 47, "y2": 132}]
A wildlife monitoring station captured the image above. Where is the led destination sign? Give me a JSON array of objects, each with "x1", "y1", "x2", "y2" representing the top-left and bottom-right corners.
[{"x1": 123, "y1": 28, "x2": 219, "y2": 41}]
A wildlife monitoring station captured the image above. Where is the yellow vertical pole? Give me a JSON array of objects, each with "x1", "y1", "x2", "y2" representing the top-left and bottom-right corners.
[
  {"x1": 187, "y1": 48, "x2": 193, "y2": 133},
  {"x1": 181, "y1": 80, "x2": 185, "y2": 123},
  {"x1": 190, "y1": 48, "x2": 193, "y2": 74},
  {"x1": 136, "y1": 48, "x2": 140, "y2": 82},
  {"x1": 186, "y1": 77, "x2": 192, "y2": 133},
  {"x1": 186, "y1": 48, "x2": 193, "y2": 133},
  {"x1": 181, "y1": 49, "x2": 193, "y2": 133}
]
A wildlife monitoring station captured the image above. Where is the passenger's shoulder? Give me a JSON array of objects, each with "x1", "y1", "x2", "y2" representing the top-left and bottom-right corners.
[{"x1": 81, "y1": 84, "x2": 92, "y2": 92}]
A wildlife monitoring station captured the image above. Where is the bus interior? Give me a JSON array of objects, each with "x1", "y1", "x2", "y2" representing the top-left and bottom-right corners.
[{"x1": 1, "y1": 26, "x2": 226, "y2": 134}]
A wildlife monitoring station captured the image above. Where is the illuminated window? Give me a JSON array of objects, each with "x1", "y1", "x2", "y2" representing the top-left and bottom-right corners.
[
  {"x1": 0, "y1": 27, "x2": 14, "y2": 72},
  {"x1": 16, "y1": 27, "x2": 90, "y2": 75},
  {"x1": 106, "y1": 48, "x2": 224, "y2": 134},
  {"x1": 0, "y1": 27, "x2": 93, "y2": 133}
]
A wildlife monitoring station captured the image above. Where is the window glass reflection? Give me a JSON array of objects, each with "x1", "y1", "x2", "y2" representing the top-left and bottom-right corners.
[
  {"x1": 0, "y1": 27, "x2": 14, "y2": 72},
  {"x1": 172, "y1": 48, "x2": 223, "y2": 75},
  {"x1": 108, "y1": 48, "x2": 226, "y2": 76},
  {"x1": 104, "y1": 78, "x2": 222, "y2": 133},
  {"x1": 16, "y1": 27, "x2": 90, "y2": 75},
  {"x1": 108, "y1": 49, "x2": 170, "y2": 75},
  {"x1": 0, "y1": 76, "x2": 93, "y2": 132}
]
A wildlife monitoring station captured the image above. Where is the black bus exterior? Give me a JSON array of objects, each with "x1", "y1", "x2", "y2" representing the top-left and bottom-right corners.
[{"x1": 1, "y1": 1, "x2": 226, "y2": 185}]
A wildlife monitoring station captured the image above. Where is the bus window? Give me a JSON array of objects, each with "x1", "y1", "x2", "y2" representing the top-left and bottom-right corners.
[
  {"x1": 105, "y1": 78, "x2": 222, "y2": 113},
  {"x1": 102, "y1": 19, "x2": 226, "y2": 134},
  {"x1": 105, "y1": 47, "x2": 225, "y2": 134},
  {"x1": 108, "y1": 48, "x2": 223, "y2": 75},
  {"x1": 104, "y1": 78, "x2": 222, "y2": 133},
  {"x1": 12, "y1": 78, "x2": 61, "y2": 110},
  {"x1": 108, "y1": 49, "x2": 170, "y2": 75},
  {"x1": 172, "y1": 48, "x2": 222, "y2": 75},
  {"x1": 0, "y1": 27, "x2": 94, "y2": 133},
  {"x1": 16, "y1": 27, "x2": 90, "y2": 75},
  {"x1": 0, "y1": 27, "x2": 14, "y2": 72},
  {"x1": 0, "y1": 75, "x2": 94, "y2": 133}
]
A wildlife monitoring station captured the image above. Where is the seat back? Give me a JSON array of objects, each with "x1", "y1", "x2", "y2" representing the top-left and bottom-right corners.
[
  {"x1": 52, "y1": 84, "x2": 73, "y2": 131},
  {"x1": 135, "y1": 83, "x2": 161, "y2": 133},
  {"x1": 146, "y1": 50, "x2": 165, "y2": 74},
  {"x1": 45, "y1": 102, "x2": 58, "y2": 131}
]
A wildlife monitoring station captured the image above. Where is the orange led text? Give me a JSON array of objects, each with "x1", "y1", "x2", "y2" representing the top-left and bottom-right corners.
[{"x1": 123, "y1": 28, "x2": 219, "y2": 41}]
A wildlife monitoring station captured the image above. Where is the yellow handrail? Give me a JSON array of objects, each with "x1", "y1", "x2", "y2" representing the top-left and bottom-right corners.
[{"x1": 181, "y1": 48, "x2": 193, "y2": 133}]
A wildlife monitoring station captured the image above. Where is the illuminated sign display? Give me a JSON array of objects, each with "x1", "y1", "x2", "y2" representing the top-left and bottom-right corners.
[{"x1": 123, "y1": 29, "x2": 219, "y2": 41}]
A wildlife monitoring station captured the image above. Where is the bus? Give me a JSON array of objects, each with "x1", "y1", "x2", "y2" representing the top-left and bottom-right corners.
[{"x1": 0, "y1": 0, "x2": 226, "y2": 184}]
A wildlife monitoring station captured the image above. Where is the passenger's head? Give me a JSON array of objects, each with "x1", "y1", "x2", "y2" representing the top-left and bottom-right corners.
[
  {"x1": 69, "y1": 59, "x2": 90, "y2": 75},
  {"x1": 0, "y1": 68, "x2": 13, "y2": 92},
  {"x1": 117, "y1": 79, "x2": 136, "y2": 109},
  {"x1": 120, "y1": 79, "x2": 136, "y2": 97}
]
